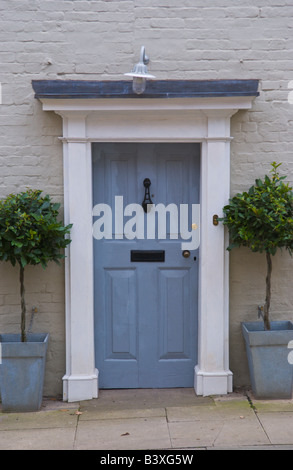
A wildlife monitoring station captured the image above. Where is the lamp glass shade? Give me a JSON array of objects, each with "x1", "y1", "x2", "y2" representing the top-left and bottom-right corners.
[{"x1": 132, "y1": 77, "x2": 146, "y2": 94}]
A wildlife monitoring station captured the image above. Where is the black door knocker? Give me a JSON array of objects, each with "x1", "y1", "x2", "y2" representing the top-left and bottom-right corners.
[{"x1": 142, "y1": 178, "x2": 153, "y2": 213}]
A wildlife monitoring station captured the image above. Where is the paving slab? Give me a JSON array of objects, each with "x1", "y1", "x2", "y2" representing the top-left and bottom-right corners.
[
  {"x1": 253, "y1": 401, "x2": 293, "y2": 413},
  {"x1": 168, "y1": 419, "x2": 224, "y2": 448},
  {"x1": 75, "y1": 416, "x2": 171, "y2": 450},
  {"x1": 0, "y1": 427, "x2": 76, "y2": 450},
  {"x1": 0, "y1": 408, "x2": 79, "y2": 430},
  {"x1": 212, "y1": 417, "x2": 270, "y2": 448},
  {"x1": 0, "y1": 399, "x2": 79, "y2": 450},
  {"x1": 166, "y1": 400, "x2": 253, "y2": 422},
  {"x1": 79, "y1": 406, "x2": 166, "y2": 420},
  {"x1": 256, "y1": 412, "x2": 293, "y2": 445}
]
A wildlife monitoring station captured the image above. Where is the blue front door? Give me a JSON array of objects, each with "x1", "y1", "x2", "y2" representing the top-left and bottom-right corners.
[{"x1": 93, "y1": 143, "x2": 200, "y2": 388}]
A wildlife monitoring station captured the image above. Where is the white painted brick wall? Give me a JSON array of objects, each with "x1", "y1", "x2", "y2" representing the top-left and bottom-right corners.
[{"x1": 0, "y1": 0, "x2": 292, "y2": 395}]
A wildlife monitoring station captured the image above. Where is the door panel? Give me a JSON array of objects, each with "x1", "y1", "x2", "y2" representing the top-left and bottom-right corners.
[
  {"x1": 93, "y1": 143, "x2": 200, "y2": 388},
  {"x1": 158, "y1": 268, "x2": 191, "y2": 360},
  {"x1": 105, "y1": 269, "x2": 137, "y2": 360}
]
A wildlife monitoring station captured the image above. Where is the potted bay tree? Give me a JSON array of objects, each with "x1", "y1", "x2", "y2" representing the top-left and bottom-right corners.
[
  {"x1": 221, "y1": 162, "x2": 293, "y2": 398},
  {"x1": 0, "y1": 189, "x2": 71, "y2": 412}
]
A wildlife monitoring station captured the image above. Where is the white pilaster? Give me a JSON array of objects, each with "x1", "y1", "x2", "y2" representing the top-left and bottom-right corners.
[
  {"x1": 61, "y1": 115, "x2": 98, "y2": 402},
  {"x1": 194, "y1": 112, "x2": 234, "y2": 396}
]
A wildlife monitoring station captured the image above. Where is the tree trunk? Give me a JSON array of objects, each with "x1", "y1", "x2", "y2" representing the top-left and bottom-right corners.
[
  {"x1": 20, "y1": 265, "x2": 27, "y2": 342},
  {"x1": 263, "y1": 251, "x2": 272, "y2": 331}
]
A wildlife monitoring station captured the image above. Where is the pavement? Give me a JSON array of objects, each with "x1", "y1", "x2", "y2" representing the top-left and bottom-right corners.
[{"x1": 1, "y1": 388, "x2": 293, "y2": 451}]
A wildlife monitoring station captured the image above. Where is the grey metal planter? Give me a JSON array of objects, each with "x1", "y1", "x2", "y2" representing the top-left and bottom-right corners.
[
  {"x1": 242, "y1": 321, "x2": 293, "y2": 399},
  {"x1": 0, "y1": 333, "x2": 49, "y2": 412}
]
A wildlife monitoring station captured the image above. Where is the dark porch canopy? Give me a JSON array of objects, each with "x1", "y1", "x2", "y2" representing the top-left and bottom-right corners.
[{"x1": 32, "y1": 79, "x2": 259, "y2": 100}]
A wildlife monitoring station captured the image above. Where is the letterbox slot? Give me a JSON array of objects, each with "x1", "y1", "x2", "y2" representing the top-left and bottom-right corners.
[{"x1": 131, "y1": 250, "x2": 165, "y2": 262}]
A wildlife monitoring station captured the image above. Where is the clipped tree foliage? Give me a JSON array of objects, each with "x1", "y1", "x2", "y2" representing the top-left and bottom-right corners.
[
  {"x1": 0, "y1": 189, "x2": 72, "y2": 341},
  {"x1": 221, "y1": 162, "x2": 293, "y2": 330}
]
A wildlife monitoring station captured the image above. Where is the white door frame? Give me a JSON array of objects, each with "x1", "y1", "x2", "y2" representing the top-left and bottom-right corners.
[{"x1": 36, "y1": 87, "x2": 257, "y2": 401}]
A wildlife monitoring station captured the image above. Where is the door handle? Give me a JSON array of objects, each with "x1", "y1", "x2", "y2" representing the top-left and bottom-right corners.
[{"x1": 182, "y1": 250, "x2": 190, "y2": 258}]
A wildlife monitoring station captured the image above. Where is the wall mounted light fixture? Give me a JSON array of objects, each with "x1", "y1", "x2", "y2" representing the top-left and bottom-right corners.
[{"x1": 124, "y1": 46, "x2": 155, "y2": 94}]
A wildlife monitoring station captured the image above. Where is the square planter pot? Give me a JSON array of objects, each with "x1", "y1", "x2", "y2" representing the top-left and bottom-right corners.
[
  {"x1": 0, "y1": 333, "x2": 49, "y2": 412},
  {"x1": 242, "y1": 321, "x2": 293, "y2": 399}
]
